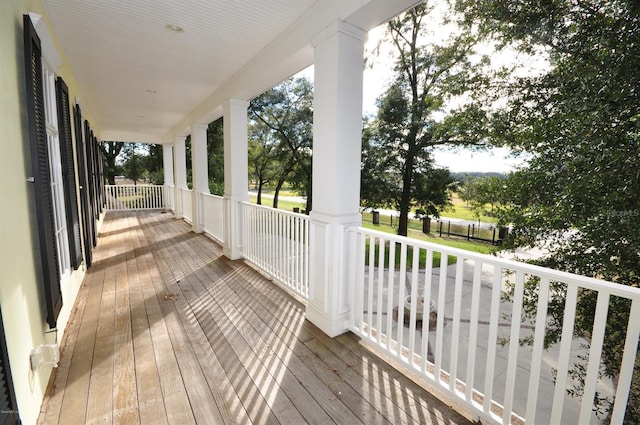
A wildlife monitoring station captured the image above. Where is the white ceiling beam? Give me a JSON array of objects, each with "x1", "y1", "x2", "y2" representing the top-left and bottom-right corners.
[{"x1": 346, "y1": 0, "x2": 423, "y2": 30}]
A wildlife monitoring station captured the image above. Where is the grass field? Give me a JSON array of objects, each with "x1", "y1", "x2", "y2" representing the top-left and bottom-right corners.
[
  {"x1": 361, "y1": 217, "x2": 496, "y2": 255},
  {"x1": 441, "y1": 193, "x2": 497, "y2": 223},
  {"x1": 248, "y1": 191, "x2": 496, "y2": 258},
  {"x1": 248, "y1": 193, "x2": 305, "y2": 212}
]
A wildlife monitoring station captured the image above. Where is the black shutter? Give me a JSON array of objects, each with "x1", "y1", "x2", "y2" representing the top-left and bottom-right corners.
[
  {"x1": 0, "y1": 309, "x2": 20, "y2": 425},
  {"x1": 55, "y1": 77, "x2": 83, "y2": 269},
  {"x1": 74, "y1": 105, "x2": 92, "y2": 267},
  {"x1": 96, "y1": 140, "x2": 105, "y2": 211},
  {"x1": 92, "y1": 134, "x2": 101, "y2": 219},
  {"x1": 90, "y1": 132, "x2": 99, "y2": 221},
  {"x1": 86, "y1": 125, "x2": 97, "y2": 247},
  {"x1": 23, "y1": 15, "x2": 62, "y2": 329}
]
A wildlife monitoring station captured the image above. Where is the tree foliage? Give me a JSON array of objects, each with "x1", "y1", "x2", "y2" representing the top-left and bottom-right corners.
[
  {"x1": 362, "y1": 1, "x2": 490, "y2": 235},
  {"x1": 207, "y1": 118, "x2": 225, "y2": 195},
  {"x1": 120, "y1": 143, "x2": 145, "y2": 184},
  {"x1": 457, "y1": 0, "x2": 640, "y2": 419},
  {"x1": 116, "y1": 142, "x2": 163, "y2": 185},
  {"x1": 101, "y1": 141, "x2": 123, "y2": 185},
  {"x1": 459, "y1": 175, "x2": 504, "y2": 222},
  {"x1": 249, "y1": 77, "x2": 313, "y2": 212},
  {"x1": 145, "y1": 143, "x2": 163, "y2": 184},
  {"x1": 247, "y1": 136, "x2": 277, "y2": 204}
]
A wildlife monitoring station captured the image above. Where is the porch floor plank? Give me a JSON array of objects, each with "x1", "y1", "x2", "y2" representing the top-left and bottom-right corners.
[
  {"x1": 85, "y1": 236, "x2": 114, "y2": 425},
  {"x1": 37, "y1": 210, "x2": 474, "y2": 425}
]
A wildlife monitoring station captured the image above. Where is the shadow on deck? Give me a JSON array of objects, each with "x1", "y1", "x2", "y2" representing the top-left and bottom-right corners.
[{"x1": 37, "y1": 210, "x2": 474, "y2": 425}]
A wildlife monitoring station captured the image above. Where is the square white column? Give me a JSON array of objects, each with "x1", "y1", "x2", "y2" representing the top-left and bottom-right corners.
[
  {"x1": 307, "y1": 21, "x2": 366, "y2": 337},
  {"x1": 223, "y1": 99, "x2": 249, "y2": 260},
  {"x1": 191, "y1": 123, "x2": 209, "y2": 233},
  {"x1": 173, "y1": 136, "x2": 188, "y2": 219},
  {"x1": 162, "y1": 143, "x2": 174, "y2": 212},
  {"x1": 162, "y1": 143, "x2": 175, "y2": 186}
]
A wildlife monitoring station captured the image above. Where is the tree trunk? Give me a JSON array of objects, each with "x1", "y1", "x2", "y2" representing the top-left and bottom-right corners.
[
  {"x1": 272, "y1": 176, "x2": 287, "y2": 209},
  {"x1": 257, "y1": 181, "x2": 264, "y2": 205},
  {"x1": 305, "y1": 171, "x2": 312, "y2": 214},
  {"x1": 398, "y1": 150, "x2": 416, "y2": 237}
]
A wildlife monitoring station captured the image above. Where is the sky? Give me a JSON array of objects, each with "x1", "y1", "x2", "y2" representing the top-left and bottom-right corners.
[
  {"x1": 297, "y1": 7, "x2": 546, "y2": 174},
  {"x1": 361, "y1": 25, "x2": 521, "y2": 174}
]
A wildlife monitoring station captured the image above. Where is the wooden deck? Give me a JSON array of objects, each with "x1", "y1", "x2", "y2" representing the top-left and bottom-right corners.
[{"x1": 37, "y1": 210, "x2": 473, "y2": 425}]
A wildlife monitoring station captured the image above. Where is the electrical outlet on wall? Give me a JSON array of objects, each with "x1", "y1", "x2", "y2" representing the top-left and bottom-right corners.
[{"x1": 29, "y1": 344, "x2": 59, "y2": 371}]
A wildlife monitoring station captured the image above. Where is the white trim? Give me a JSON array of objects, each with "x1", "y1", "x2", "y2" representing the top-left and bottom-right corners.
[
  {"x1": 312, "y1": 20, "x2": 367, "y2": 48},
  {"x1": 28, "y1": 13, "x2": 63, "y2": 71}
]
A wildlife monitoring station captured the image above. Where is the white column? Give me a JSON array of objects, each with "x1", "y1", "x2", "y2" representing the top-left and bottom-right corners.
[
  {"x1": 191, "y1": 123, "x2": 209, "y2": 233},
  {"x1": 162, "y1": 143, "x2": 174, "y2": 212},
  {"x1": 307, "y1": 21, "x2": 366, "y2": 337},
  {"x1": 223, "y1": 99, "x2": 249, "y2": 260},
  {"x1": 174, "y1": 136, "x2": 188, "y2": 219}
]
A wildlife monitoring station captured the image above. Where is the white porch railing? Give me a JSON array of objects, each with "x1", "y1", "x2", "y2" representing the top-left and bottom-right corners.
[
  {"x1": 105, "y1": 184, "x2": 165, "y2": 210},
  {"x1": 201, "y1": 193, "x2": 225, "y2": 243},
  {"x1": 241, "y1": 202, "x2": 309, "y2": 300},
  {"x1": 179, "y1": 188, "x2": 193, "y2": 223},
  {"x1": 347, "y1": 226, "x2": 640, "y2": 425},
  {"x1": 158, "y1": 190, "x2": 640, "y2": 422}
]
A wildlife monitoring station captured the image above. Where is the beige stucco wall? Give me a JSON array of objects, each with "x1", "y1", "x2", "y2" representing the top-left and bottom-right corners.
[{"x1": 0, "y1": 1, "x2": 99, "y2": 423}]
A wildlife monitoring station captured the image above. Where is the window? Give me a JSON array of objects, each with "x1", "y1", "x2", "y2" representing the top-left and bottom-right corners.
[
  {"x1": 43, "y1": 63, "x2": 71, "y2": 279},
  {"x1": 56, "y1": 78, "x2": 83, "y2": 270}
]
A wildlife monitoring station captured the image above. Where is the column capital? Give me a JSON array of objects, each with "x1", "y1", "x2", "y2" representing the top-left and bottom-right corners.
[
  {"x1": 190, "y1": 122, "x2": 208, "y2": 131},
  {"x1": 312, "y1": 20, "x2": 367, "y2": 48},
  {"x1": 224, "y1": 98, "x2": 249, "y2": 110}
]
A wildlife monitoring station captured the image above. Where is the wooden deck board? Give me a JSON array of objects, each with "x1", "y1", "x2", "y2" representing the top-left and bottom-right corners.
[
  {"x1": 85, "y1": 223, "x2": 115, "y2": 425},
  {"x1": 142, "y1": 218, "x2": 229, "y2": 425},
  {"x1": 37, "y1": 210, "x2": 474, "y2": 425},
  {"x1": 57, "y1": 264, "x2": 101, "y2": 425}
]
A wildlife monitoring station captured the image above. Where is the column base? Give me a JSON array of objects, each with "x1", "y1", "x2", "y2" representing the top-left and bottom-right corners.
[
  {"x1": 223, "y1": 246, "x2": 243, "y2": 261},
  {"x1": 306, "y1": 211, "x2": 361, "y2": 338},
  {"x1": 306, "y1": 299, "x2": 350, "y2": 338}
]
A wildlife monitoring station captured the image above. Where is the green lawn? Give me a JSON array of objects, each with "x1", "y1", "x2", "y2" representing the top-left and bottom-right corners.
[
  {"x1": 251, "y1": 187, "x2": 301, "y2": 198},
  {"x1": 248, "y1": 191, "x2": 498, "y2": 259},
  {"x1": 441, "y1": 193, "x2": 497, "y2": 224},
  {"x1": 248, "y1": 193, "x2": 305, "y2": 212},
  {"x1": 361, "y1": 219, "x2": 495, "y2": 254}
]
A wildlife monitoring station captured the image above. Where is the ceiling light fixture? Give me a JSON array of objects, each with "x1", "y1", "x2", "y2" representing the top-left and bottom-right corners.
[{"x1": 165, "y1": 23, "x2": 184, "y2": 33}]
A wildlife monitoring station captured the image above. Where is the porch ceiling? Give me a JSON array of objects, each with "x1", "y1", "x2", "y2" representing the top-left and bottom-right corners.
[{"x1": 43, "y1": 0, "x2": 421, "y2": 144}]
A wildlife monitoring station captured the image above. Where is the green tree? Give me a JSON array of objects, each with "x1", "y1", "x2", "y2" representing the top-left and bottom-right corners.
[
  {"x1": 364, "y1": 1, "x2": 489, "y2": 236},
  {"x1": 101, "y1": 141, "x2": 123, "y2": 185},
  {"x1": 247, "y1": 135, "x2": 277, "y2": 204},
  {"x1": 466, "y1": 175, "x2": 504, "y2": 224},
  {"x1": 120, "y1": 142, "x2": 145, "y2": 185},
  {"x1": 456, "y1": 175, "x2": 475, "y2": 208},
  {"x1": 361, "y1": 119, "x2": 394, "y2": 210},
  {"x1": 249, "y1": 77, "x2": 313, "y2": 212},
  {"x1": 207, "y1": 118, "x2": 225, "y2": 195},
  {"x1": 458, "y1": 0, "x2": 640, "y2": 419},
  {"x1": 184, "y1": 136, "x2": 192, "y2": 189},
  {"x1": 144, "y1": 143, "x2": 164, "y2": 184}
]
